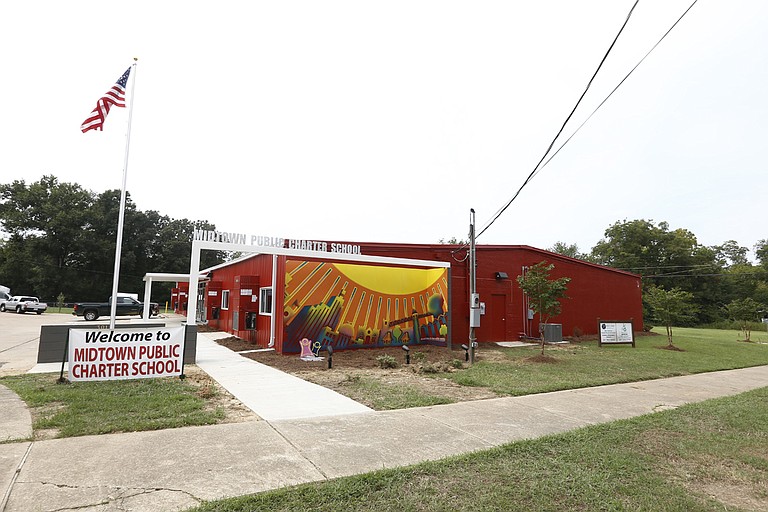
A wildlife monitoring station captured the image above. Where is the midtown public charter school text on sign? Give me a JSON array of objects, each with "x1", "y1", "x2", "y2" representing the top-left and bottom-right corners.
[{"x1": 68, "y1": 327, "x2": 184, "y2": 382}]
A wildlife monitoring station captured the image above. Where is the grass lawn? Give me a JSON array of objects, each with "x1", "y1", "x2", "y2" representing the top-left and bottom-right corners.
[
  {"x1": 336, "y1": 374, "x2": 455, "y2": 410},
  {"x1": 0, "y1": 369, "x2": 225, "y2": 439},
  {"x1": 187, "y1": 387, "x2": 768, "y2": 511},
  {"x1": 443, "y1": 327, "x2": 768, "y2": 396}
]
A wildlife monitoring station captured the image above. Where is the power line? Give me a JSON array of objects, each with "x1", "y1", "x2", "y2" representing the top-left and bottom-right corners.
[
  {"x1": 645, "y1": 273, "x2": 764, "y2": 279},
  {"x1": 477, "y1": 0, "x2": 698, "y2": 240},
  {"x1": 617, "y1": 264, "x2": 719, "y2": 270},
  {"x1": 477, "y1": 0, "x2": 640, "y2": 239},
  {"x1": 532, "y1": 0, "x2": 699, "y2": 181}
]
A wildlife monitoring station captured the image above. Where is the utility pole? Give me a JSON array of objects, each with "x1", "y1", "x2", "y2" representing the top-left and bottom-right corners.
[{"x1": 469, "y1": 209, "x2": 478, "y2": 364}]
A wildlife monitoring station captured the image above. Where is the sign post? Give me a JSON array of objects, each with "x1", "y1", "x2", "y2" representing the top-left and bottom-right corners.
[{"x1": 598, "y1": 319, "x2": 635, "y2": 347}]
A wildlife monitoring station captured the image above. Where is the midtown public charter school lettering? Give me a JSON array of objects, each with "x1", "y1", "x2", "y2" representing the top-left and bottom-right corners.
[{"x1": 68, "y1": 327, "x2": 184, "y2": 382}]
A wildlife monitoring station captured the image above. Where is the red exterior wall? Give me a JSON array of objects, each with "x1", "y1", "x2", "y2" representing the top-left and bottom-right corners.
[
  {"x1": 351, "y1": 243, "x2": 643, "y2": 343},
  {"x1": 198, "y1": 242, "x2": 642, "y2": 352},
  {"x1": 203, "y1": 254, "x2": 276, "y2": 346},
  {"x1": 170, "y1": 282, "x2": 189, "y2": 314}
]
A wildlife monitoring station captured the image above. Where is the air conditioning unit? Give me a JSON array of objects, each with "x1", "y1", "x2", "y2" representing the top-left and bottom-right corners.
[{"x1": 542, "y1": 323, "x2": 563, "y2": 343}]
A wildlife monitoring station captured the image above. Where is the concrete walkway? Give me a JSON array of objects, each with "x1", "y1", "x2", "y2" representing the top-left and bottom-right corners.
[
  {"x1": 1, "y1": 331, "x2": 767, "y2": 511},
  {"x1": 194, "y1": 332, "x2": 372, "y2": 421}
]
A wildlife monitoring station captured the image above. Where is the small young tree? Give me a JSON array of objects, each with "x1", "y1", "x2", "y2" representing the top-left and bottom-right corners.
[
  {"x1": 517, "y1": 261, "x2": 570, "y2": 354},
  {"x1": 725, "y1": 297, "x2": 764, "y2": 342},
  {"x1": 644, "y1": 286, "x2": 697, "y2": 348}
]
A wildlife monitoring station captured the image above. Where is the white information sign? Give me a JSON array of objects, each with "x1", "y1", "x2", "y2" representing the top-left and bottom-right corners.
[
  {"x1": 598, "y1": 320, "x2": 635, "y2": 347},
  {"x1": 68, "y1": 327, "x2": 185, "y2": 382}
]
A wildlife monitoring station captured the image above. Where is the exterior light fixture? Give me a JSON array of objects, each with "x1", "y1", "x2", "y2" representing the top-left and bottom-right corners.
[
  {"x1": 461, "y1": 343, "x2": 469, "y2": 362},
  {"x1": 325, "y1": 345, "x2": 333, "y2": 369},
  {"x1": 495, "y1": 271, "x2": 509, "y2": 280},
  {"x1": 402, "y1": 344, "x2": 410, "y2": 364}
]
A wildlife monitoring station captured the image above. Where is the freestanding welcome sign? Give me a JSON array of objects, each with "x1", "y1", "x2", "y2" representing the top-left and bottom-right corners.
[
  {"x1": 68, "y1": 326, "x2": 185, "y2": 382},
  {"x1": 598, "y1": 319, "x2": 635, "y2": 347}
]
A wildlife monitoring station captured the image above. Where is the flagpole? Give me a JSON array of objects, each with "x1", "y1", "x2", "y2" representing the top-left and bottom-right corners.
[{"x1": 108, "y1": 58, "x2": 138, "y2": 330}]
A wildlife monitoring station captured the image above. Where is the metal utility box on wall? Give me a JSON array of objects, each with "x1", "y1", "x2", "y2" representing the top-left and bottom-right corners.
[
  {"x1": 542, "y1": 323, "x2": 562, "y2": 343},
  {"x1": 235, "y1": 275, "x2": 259, "y2": 331},
  {"x1": 469, "y1": 292, "x2": 481, "y2": 327}
]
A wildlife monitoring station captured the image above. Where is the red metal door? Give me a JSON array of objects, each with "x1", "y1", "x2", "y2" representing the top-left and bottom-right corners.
[{"x1": 490, "y1": 293, "x2": 507, "y2": 341}]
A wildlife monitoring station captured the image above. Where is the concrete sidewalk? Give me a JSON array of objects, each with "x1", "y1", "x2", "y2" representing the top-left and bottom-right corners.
[
  {"x1": 0, "y1": 386, "x2": 31, "y2": 443},
  {"x1": 1, "y1": 363, "x2": 767, "y2": 511}
]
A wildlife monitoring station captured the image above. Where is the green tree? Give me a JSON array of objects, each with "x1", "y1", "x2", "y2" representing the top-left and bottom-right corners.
[
  {"x1": 547, "y1": 241, "x2": 587, "y2": 260},
  {"x1": 724, "y1": 298, "x2": 764, "y2": 342},
  {"x1": 516, "y1": 261, "x2": 570, "y2": 355},
  {"x1": 755, "y1": 239, "x2": 768, "y2": 269},
  {"x1": 590, "y1": 219, "x2": 724, "y2": 324},
  {"x1": 713, "y1": 240, "x2": 749, "y2": 267},
  {"x1": 0, "y1": 176, "x2": 94, "y2": 299},
  {"x1": 644, "y1": 286, "x2": 698, "y2": 348},
  {"x1": 438, "y1": 237, "x2": 467, "y2": 244},
  {"x1": 0, "y1": 176, "x2": 224, "y2": 303}
]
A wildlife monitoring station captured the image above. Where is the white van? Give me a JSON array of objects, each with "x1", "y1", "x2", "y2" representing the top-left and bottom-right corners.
[{"x1": 0, "y1": 286, "x2": 10, "y2": 307}]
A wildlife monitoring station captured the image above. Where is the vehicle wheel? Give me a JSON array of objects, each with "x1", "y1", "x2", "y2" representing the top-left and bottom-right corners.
[
  {"x1": 36, "y1": 311, "x2": 43, "y2": 315},
  {"x1": 84, "y1": 310, "x2": 99, "y2": 321},
  {"x1": 16, "y1": 306, "x2": 24, "y2": 314},
  {"x1": 0, "y1": 304, "x2": 5, "y2": 312}
]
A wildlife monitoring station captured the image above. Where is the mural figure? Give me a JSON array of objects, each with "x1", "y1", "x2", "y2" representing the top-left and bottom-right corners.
[{"x1": 298, "y1": 337, "x2": 323, "y2": 361}]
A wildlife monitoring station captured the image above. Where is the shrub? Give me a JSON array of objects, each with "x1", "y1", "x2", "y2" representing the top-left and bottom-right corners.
[
  {"x1": 376, "y1": 354, "x2": 399, "y2": 369},
  {"x1": 416, "y1": 360, "x2": 463, "y2": 373},
  {"x1": 420, "y1": 362, "x2": 443, "y2": 373}
]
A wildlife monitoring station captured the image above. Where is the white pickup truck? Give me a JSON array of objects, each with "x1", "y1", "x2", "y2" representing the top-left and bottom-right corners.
[{"x1": 1, "y1": 296, "x2": 48, "y2": 314}]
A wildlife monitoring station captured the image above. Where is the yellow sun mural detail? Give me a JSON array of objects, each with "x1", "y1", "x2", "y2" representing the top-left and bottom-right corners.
[{"x1": 332, "y1": 263, "x2": 445, "y2": 295}]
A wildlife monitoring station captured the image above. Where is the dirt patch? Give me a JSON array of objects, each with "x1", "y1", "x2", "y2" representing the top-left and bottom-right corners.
[
  {"x1": 218, "y1": 340, "x2": 503, "y2": 405},
  {"x1": 656, "y1": 344, "x2": 686, "y2": 352},
  {"x1": 183, "y1": 365, "x2": 260, "y2": 423},
  {"x1": 525, "y1": 353, "x2": 559, "y2": 364}
]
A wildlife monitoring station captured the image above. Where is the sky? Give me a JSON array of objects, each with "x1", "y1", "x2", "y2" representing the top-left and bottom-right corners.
[{"x1": 2, "y1": 1, "x2": 766, "y2": 260}]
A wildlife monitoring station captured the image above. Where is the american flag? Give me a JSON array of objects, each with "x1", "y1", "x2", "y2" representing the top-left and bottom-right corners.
[{"x1": 80, "y1": 67, "x2": 131, "y2": 133}]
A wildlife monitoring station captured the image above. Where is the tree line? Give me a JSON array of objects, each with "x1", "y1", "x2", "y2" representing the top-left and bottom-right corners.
[
  {"x1": 549, "y1": 219, "x2": 768, "y2": 328},
  {"x1": 0, "y1": 176, "x2": 225, "y2": 305}
]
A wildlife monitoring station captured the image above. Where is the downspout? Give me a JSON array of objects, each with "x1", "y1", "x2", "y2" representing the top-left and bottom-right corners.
[
  {"x1": 521, "y1": 265, "x2": 529, "y2": 338},
  {"x1": 268, "y1": 253, "x2": 277, "y2": 348}
]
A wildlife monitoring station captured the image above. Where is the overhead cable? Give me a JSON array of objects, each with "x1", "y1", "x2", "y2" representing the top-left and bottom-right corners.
[
  {"x1": 531, "y1": 0, "x2": 699, "y2": 182},
  {"x1": 477, "y1": 0, "x2": 699, "y2": 240},
  {"x1": 476, "y1": 0, "x2": 640, "y2": 239}
]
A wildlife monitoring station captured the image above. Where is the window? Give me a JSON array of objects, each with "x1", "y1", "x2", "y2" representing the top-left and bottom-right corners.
[
  {"x1": 259, "y1": 287, "x2": 273, "y2": 315},
  {"x1": 221, "y1": 290, "x2": 230, "y2": 310}
]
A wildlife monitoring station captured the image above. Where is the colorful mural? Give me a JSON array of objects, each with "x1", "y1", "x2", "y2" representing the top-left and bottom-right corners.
[{"x1": 283, "y1": 260, "x2": 449, "y2": 353}]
